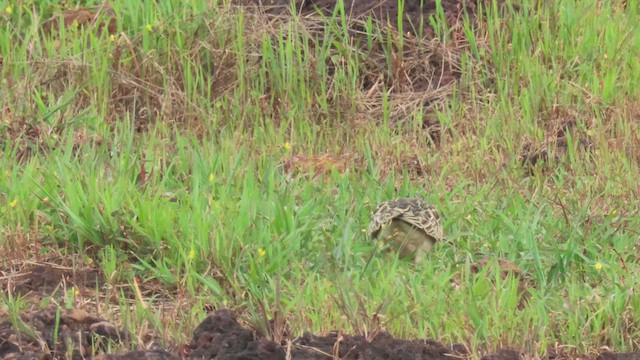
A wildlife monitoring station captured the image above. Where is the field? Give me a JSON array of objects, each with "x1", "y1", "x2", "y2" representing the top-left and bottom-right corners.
[{"x1": 1, "y1": 0, "x2": 640, "y2": 359}]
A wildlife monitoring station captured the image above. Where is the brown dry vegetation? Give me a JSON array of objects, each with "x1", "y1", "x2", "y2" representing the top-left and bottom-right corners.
[{"x1": 4, "y1": 0, "x2": 468, "y2": 161}]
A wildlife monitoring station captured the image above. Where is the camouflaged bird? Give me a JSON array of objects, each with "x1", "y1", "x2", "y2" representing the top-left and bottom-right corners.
[{"x1": 368, "y1": 198, "x2": 443, "y2": 263}]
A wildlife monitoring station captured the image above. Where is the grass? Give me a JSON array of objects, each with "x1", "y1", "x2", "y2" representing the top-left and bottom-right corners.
[{"x1": 1, "y1": 0, "x2": 640, "y2": 357}]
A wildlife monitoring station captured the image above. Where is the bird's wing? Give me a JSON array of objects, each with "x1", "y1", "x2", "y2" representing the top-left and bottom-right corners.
[
  {"x1": 369, "y1": 200, "x2": 405, "y2": 237},
  {"x1": 395, "y1": 202, "x2": 443, "y2": 242},
  {"x1": 369, "y1": 198, "x2": 443, "y2": 241}
]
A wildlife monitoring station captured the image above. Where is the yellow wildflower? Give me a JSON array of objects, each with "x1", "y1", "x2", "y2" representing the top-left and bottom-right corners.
[
  {"x1": 5, "y1": 5, "x2": 12, "y2": 14},
  {"x1": 189, "y1": 249, "x2": 196, "y2": 260},
  {"x1": 209, "y1": 174, "x2": 215, "y2": 182},
  {"x1": 594, "y1": 262, "x2": 603, "y2": 271},
  {"x1": 9, "y1": 199, "x2": 17, "y2": 208},
  {"x1": 109, "y1": 34, "x2": 116, "y2": 42},
  {"x1": 42, "y1": 197, "x2": 49, "y2": 204},
  {"x1": 257, "y1": 248, "x2": 266, "y2": 257},
  {"x1": 283, "y1": 142, "x2": 291, "y2": 151},
  {"x1": 146, "y1": 24, "x2": 154, "y2": 32}
]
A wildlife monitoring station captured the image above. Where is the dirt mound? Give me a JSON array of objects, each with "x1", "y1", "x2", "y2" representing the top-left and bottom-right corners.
[
  {"x1": 289, "y1": 331, "x2": 466, "y2": 360},
  {"x1": 0, "y1": 307, "x2": 126, "y2": 359},
  {"x1": 186, "y1": 309, "x2": 467, "y2": 359},
  {"x1": 2, "y1": 306, "x2": 640, "y2": 360},
  {"x1": 182, "y1": 309, "x2": 285, "y2": 359},
  {"x1": 1, "y1": 264, "x2": 637, "y2": 360}
]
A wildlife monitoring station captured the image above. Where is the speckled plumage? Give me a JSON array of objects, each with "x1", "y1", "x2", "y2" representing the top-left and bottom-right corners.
[{"x1": 368, "y1": 198, "x2": 443, "y2": 262}]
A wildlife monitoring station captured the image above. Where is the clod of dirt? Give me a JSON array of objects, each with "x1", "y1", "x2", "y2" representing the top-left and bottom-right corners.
[
  {"x1": 291, "y1": 331, "x2": 467, "y2": 360},
  {"x1": 183, "y1": 309, "x2": 285, "y2": 359},
  {"x1": 0, "y1": 306, "x2": 128, "y2": 359},
  {"x1": 597, "y1": 351, "x2": 640, "y2": 360},
  {"x1": 0, "y1": 340, "x2": 21, "y2": 358},
  {"x1": 480, "y1": 348, "x2": 522, "y2": 360},
  {"x1": 93, "y1": 349, "x2": 179, "y2": 360}
]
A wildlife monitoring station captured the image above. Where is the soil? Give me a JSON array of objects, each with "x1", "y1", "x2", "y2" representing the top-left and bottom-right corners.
[
  {"x1": 238, "y1": 0, "x2": 496, "y2": 33},
  {"x1": 7, "y1": 263, "x2": 103, "y2": 298},
  {"x1": 2, "y1": 263, "x2": 639, "y2": 360}
]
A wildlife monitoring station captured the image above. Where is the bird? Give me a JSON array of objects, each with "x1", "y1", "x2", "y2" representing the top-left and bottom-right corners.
[{"x1": 368, "y1": 198, "x2": 443, "y2": 263}]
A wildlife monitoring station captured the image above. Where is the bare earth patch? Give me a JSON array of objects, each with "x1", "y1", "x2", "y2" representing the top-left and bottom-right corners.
[
  {"x1": 236, "y1": 0, "x2": 493, "y2": 33},
  {"x1": 1, "y1": 263, "x2": 639, "y2": 360}
]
